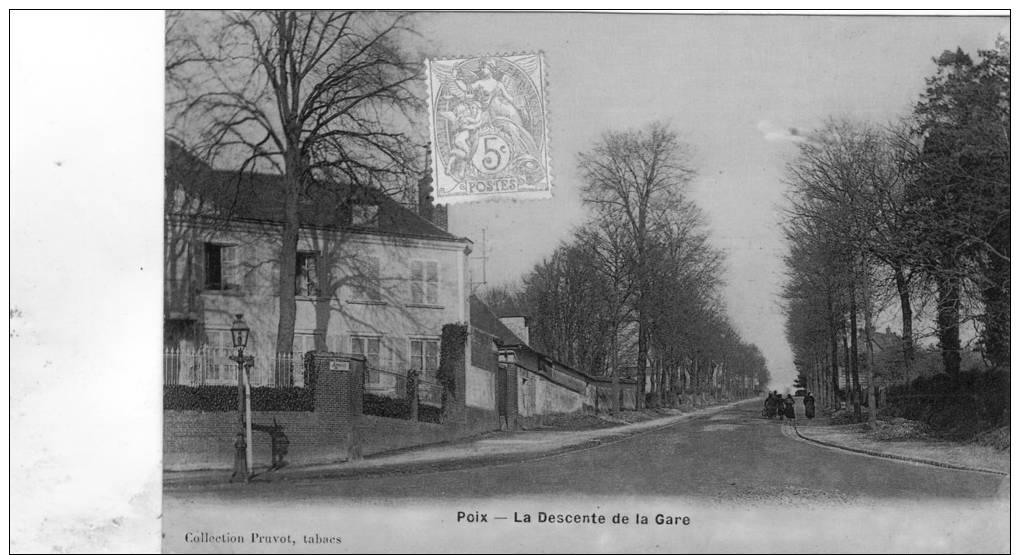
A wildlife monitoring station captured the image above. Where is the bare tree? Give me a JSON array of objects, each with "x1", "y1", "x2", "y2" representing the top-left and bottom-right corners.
[
  {"x1": 575, "y1": 220, "x2": 638, "y2": 413},
  {"x1": 782, "y1": 213, "x2": 850, "y2": 410},
  {"x1": 578, "y1": 121, "x2": 697, "y2": 408},
  {"x1": 167, "y1": 10, "x2": 423, "y2": 355},
  {"x1": 784, "y1": 119, "x2": 900, "y2": 424},
  {"x1": 642, "y1": 210, "x2": 725, "y2": 405}
]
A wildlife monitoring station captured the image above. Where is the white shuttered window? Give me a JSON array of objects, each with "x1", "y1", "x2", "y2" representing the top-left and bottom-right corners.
[{"x1": 410, "y1": 260, "x2": 439, "y2": 304}]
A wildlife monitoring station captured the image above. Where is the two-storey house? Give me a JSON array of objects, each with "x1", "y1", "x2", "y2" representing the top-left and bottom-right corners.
[{"x1": 164, "y1": 141, "x2": 471, "y2": 403}]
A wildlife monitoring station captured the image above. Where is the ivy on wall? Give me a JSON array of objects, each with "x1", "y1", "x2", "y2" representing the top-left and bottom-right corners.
[
  {"x1": 438, "y1": 323, "x2": 467, "y2": 399},
  {"x1": 302, "y1": 351, "x2": 319, "y2": 390}
]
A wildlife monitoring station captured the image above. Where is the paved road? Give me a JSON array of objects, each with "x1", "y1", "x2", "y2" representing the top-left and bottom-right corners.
[
  {"x1": 168, "y1": 400, "x2": 1006, "y2": 502},
  {"x1": 164, "y1": 401, "x2": 1009, "y2": 552}
]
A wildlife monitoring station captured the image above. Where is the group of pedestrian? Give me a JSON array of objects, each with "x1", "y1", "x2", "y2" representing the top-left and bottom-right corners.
[
  {"x1": 763, "y1": 391, "x2": 795, "y2": 420},
  {"x1": 762, "y1": 390, "x2": 816, "y2": 421}
]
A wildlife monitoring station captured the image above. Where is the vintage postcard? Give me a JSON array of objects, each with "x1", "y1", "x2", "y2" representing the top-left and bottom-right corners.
[{"x1": 8, "y1": 9, "x2": 1011, "y2": 554}]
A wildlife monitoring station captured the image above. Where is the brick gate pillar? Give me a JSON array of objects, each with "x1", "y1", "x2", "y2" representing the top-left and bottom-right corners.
[{"x1": 311, "y1": 352, "x2": 366, "y2": 462}]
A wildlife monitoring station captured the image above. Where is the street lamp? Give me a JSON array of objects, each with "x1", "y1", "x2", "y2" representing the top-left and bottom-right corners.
[
  {"x1": 231, "y1": 313, "x2": 250, "y2": 350},
  {"x1": 229, "y1": 314, "x2": 254, "y2": 482}
]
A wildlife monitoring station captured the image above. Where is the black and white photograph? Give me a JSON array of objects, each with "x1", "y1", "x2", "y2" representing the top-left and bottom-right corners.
[{"x1": 9, "y1": 9, "x2": 1012, "y2": 554}]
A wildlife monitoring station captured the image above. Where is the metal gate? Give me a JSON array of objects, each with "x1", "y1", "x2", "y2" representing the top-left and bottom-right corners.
[{"x1": 496, "y1": 364, "x2": 509, "y2": 418}]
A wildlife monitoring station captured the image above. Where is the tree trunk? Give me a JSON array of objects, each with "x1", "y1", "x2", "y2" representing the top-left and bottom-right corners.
[
  {"x1": 981, "y1": 233, "x2": 1010, "y2": 368},
  {"x1": 672, "y1": 365, "x2": 681, "y2": 407},
  {"x1": 636, "y1": 318, "x2": 648, "y2": 410},
  {"x1": 611, "y1": 322, "x2": 620, "y2": 414},
  {"x1": 935, "y1": 270, "x2": 961, "y2": 376},
  {"x1": 692, "y1": 357, "x2": 700, "y2": 399},
  {"x1": 862, "y1": 261, "x2": 877, "y2": 429},
  {"x1": 275, "y1": 153, "x2": 301, "y2": 357},
  {"x1": 827, "y1": 291, "x2": 840, "y2": 409},
  {"x1": 649, "y1": 354, "x2": 659, "y2": 407},
  {"x1": 821, "y1": 353, "x2": 829, "y2": 410},
  {"x1": 813, "y1": 358, "x2": 820, "y2": 403},
  {"x1": 658, "y1": 358, "x2": 668, "y2": 407},
  {"x1": 848, "y1": 281, "x2": 861, "y2": 420},
  {"x1": 842, "y1": 318, "x2": 851, "y2": 411},
  {"x1": 893, "y1": 265, "x2": 914, "y2": 379},
  {"x1": 312, "y1": 235, "x2": 332, "y2": 352}
]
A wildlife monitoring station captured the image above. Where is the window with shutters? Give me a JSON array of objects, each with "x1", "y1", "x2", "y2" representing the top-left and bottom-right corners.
[
  {"x1": 410, "y1": 338, "x2": 440, "y2": 379},
  {"x1": 296, "y1": 251, "x2": 319, "y2": 297},
  {"x1": 409, "y1": 259, "x2": 439, "y2": 305},
  {"x1": 351, "y1": 335, "x2": 381, "y2": 368},
  {"x1": 204, "y1": 243, "x2": 240, "y2": 290},
  {"x1": 351, "y1": 335, "x2": 382, "y2": 383}
]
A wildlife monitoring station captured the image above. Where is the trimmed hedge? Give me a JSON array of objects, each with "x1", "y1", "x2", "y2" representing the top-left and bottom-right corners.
[
  {"x1": 165, "y1": 387, "x2": 445, "y2": 422},
  {"x1": 165, "y1": 385, "x2": 314, "y2": 412},
  {"x1": 419, "y1": 405, "x2": 442, "y2": 424},
  {"x1": 363, "y1": 393, "x2": 411, "y2": 419},
  {"x1": 362, "y1": 392, "x2": 444, "y2": 423},
  {"x1": 883, "y1": 370, "x2": 1009, "y2": 440}
]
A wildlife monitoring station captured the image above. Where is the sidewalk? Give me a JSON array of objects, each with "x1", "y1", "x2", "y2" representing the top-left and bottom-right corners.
[
  {"x1": 789, "y1": 418, "x2": 1009, "y2": 476},
  {"x1": 165, "y1": 398, "x2": 754, "y2": 488}
]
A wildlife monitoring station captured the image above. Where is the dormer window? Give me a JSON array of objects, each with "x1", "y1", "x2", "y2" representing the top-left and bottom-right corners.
[{"x1": 352, "y1": 204, "x2": 379, "y2": 228}]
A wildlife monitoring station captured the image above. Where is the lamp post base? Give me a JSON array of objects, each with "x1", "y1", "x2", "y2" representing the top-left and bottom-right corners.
[{"x1": 230, "y1": 432, "x2": 248, "y2": 483}]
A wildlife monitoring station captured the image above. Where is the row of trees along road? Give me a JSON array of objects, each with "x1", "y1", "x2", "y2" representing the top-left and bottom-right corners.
[
  {"x1": 781, "y1": 39, "x2": 1009, "y2": 426},
  {"x1": 484, "y1": 122, "x2": 770, "y2": 412}
]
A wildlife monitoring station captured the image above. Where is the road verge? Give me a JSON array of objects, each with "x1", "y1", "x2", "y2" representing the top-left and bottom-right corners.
[{"x1": 787, "y1": 422, "x2": 1009, "y2": 476}]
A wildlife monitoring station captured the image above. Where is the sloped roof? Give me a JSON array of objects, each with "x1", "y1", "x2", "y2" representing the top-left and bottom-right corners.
[
  {"x1": 165, "y1": 140, "x2": 465, "y2": 243},
  {"x1": 857, "y1": 327, "x2": 902, "y2": 353},
  {"x1": 468, "y1": 295, "x2": 631, "y2": 385},
  {"x1": 871, "y1": 331, "x2": 902, "y2": 352},
  {"x1": 469, "y1": 295, "x2": 525, "y2": 346}
]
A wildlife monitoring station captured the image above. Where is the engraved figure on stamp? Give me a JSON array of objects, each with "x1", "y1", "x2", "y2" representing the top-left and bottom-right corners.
[
  {"x1": 438, "y1": 97, "x2": 487, "y2": 179},
  {"x1": 467, "y1": 60, "x2": 541, "y2": 178}
]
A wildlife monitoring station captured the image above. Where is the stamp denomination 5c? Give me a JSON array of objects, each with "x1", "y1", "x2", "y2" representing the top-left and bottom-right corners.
[{"x1": 425, "y1": 53, "x2": 552, "y2": 203}]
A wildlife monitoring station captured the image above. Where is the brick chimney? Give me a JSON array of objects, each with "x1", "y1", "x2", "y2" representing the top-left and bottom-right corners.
[
  {"x1": 416, "y1": 151, "x2": 448, "y2": 231},
  {"x1": 433, "y1": 204, "x2": 448, "y2": 231},
  {"x1": 417, "y1": 171, "x2": 434, "y2": 223}
]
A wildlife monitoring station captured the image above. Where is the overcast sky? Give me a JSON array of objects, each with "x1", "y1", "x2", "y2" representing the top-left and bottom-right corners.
[{"x1": 419, "y1": 12, "x2": 1008, "y2": 388}]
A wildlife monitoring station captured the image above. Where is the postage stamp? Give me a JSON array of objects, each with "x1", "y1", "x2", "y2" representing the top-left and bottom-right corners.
[{"x1": 425, "y1": 53, "x2": 552, "y2": 204}]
